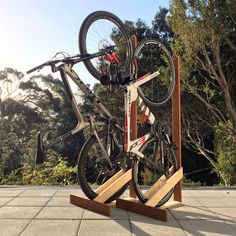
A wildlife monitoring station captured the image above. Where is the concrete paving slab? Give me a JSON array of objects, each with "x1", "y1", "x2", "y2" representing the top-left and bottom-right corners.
[
  {"x1": 189, "y1": 190, "x2": 225, "y2": 198},
  {"x1": 0, "y1": 186, "x2": 236, "y2": 236},
  {"x1": 208, "y1": 207, "x2": 236, "y2": 220},
  {"x1": 230, "y1": 197, "x2": 236, "y2": 203},
  {"x1": 182, "y1": 197, "x2": 204, "y2": 207},
  {"x1": 181, "y1": 190, "x2": 196, "y2": 198},
  {"x1": 128, "y1": 210, "x2": 175, "y2": 221},
  {"x1": 227, "y1": 221, "x2": 236, "y2": 231},
  {"x1": 83, "y1": 207, "x2": 129, "y2": 220},
  {"x1": 36, "y1": 206, "x2": 84, "y2": 219},
  {"x1": 6, "y1": 197, "x2": 50, "y2": 206},
  {"x1": 78, "y1": 219, "x2": 131, "y2": 236},
  {"x1": 0, "y1": 219, "x2": 30, "y2": 236},
  {"x1": 0, "y1": 189, "x2": 24, "y2": 197},
  {"x1": 19, "y1": 189, "x2": 56, "y2": 197},
  {"x1": 208, "y1": 207, "x2": 236, "y2": 229},
  {"x1": 20, "y1": 219, "x2": 80, "y2": 236},
  {"x1": 179, "y1": 219, "x2": 236, "y2": 236},
  {"x1": 221, "y1": 190, "x2": 236, "y2": 198},
  {"x1": 46, "y1": 196, "x2": 73, "y2": 206},
  {"x1": 54, "y1": 188, "x2": 84, "y2": 197},
  {"x1": 169, "y1": 206, "x2": 220, "y2": 220},
  {"x1": 196, "y1": 197, "x2": 236, "y2": 207},
  {"x1": 130, "y1": 218, "x2": 186, "y2": 236},
  {"x1": 0, "y1": 206, "x2": 42, "y2": 219},
  {"x1": 0, "y1": 197, "x2": 13, "y2": 206}
]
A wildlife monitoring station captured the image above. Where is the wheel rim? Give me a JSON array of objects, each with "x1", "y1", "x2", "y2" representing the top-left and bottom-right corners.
[
  {"x1": 135, "y1": 40, "x2": 175, "y2": 105},
  {"x1": 83, "y1": 18, "x2": 130, "y2": 78},
  {"x1": 134, "y1": 138, "x2": 177, "y2": 206}
]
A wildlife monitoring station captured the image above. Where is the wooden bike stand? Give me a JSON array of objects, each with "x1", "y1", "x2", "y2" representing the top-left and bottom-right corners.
[
  {"x1": 70, "y1": 36, "x2": 182, "y2": 221},
  {"x1": 70, "y1": 169, "x2": 132, "y2": 216},
  {"x1": 116, "y1": 53, "x2": 183, "y2": 221}
]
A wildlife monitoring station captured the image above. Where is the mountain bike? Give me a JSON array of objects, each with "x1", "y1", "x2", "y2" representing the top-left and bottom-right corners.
[
  {"x1": 77, "y1": 11, "x2": 178, "y2": 206},
  {"x1": 27, "y1": 46, "x2": 131, "y2": 203},
  {"x1": 78, "y1": 11, "x2": 175, "y2": 106},
  {"x1": 27, "y1": 11, "x2": 177, "y2": 206}
]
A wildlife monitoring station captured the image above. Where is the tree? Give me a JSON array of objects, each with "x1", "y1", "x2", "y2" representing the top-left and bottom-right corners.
[
  {"x1": 19, "y1": 74, "x2": 85, "y2": 166},
  {"x1": 152, "y1": 7, "x2": 174, "y2": 44},
  {"x1": 169, "y1": 0, "x2": 236, "y2": 184},
  {"x1": 0, "y1": 68, "x2": 85, "y2": 184}
]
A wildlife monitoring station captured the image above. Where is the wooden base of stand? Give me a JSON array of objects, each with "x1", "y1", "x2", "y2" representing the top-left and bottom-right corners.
[
  {"x1": 70, "y1": 168, "x2": 183, "y2": 221},
  {"x1": 70, "y1": 194, "x2": 113, "y2": 216},
  {"x1": 116, "y1": 168, "x2": 183, "y2": 221},
  {"x1": 116, "y1": 199, "x2": 183, "y2": 222},
  {"x1": 70, "y1": 169, "x2": 132, "y2": 216},
  {"x1": 116, "y1": 197, "x2": 168, "y2": 221}
]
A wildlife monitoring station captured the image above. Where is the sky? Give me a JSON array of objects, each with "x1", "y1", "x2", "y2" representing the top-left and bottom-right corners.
[{"x1": 0, "y1": 0, "x2": 170, "y2": 85}]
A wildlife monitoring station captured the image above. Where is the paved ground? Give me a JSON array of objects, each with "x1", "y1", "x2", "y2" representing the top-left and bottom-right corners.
[{"x1": 0, "y1": 186, "x2": 235, "y2": 236}]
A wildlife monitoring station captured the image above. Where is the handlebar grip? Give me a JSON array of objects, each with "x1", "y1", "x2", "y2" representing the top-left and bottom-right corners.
[
  {"x1": 26, "y1": 67, "x2": 38, "y2": 74},
  {"x1": 26, "y1": 61, "x2": 50, "y2": 74}
]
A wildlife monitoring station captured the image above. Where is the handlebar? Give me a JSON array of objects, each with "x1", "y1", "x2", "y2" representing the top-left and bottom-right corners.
[{"x1": 27, "y1": 46, "x2": 116, "y2": 74}]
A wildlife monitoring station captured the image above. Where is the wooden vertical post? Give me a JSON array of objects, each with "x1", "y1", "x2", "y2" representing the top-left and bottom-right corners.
[
  {"x1": 129, "y1": 35, "x2": 138, "y2": 198},
  {"x1": 172, "y1": 54, "x2": 182, "y2": 202}
]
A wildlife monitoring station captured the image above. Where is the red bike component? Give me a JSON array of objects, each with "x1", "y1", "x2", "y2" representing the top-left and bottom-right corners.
[
  {"x1": 104, "y1": 52, "x2": 119, "y2": 64},
  {"x1": 104, "y1": 54, "x2": 113, "y2": 63},
  {"x1": 137, "y1": 114, "x2": 149, "y2": 122},
  {"x1": 111, "y1": 52, "x2": 119, "y2": 63}
]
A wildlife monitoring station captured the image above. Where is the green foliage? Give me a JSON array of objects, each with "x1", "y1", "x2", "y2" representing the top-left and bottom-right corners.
[
  {"x1": 214, "y1": 121, "x2": 236, "y2": 185},
  {"x1": 0, "y1": 129, "x2": 77, "y2": 185},
  {"x1": 1, "y1": 156, "x2": 76, "y2": 186},
  {"x1": 22, "y1": 155, "x2": 76, "y2": 186},
  {"x1": 0, "y1": 121, "x2": 23, "y2": 179},
  {"x1": 93, "y1": 83, "x2": 124, "y2": 119},
  {"x1": 169, "y1": 0, "x2": 236, "y2": 186},
  {"x1": 182, "y1": 176, "x2": 202, "y2": 187},
  {"x1": 140, "y1": 168, "x2": 157, "y2": 186},
  {"x1": 0, "y1": 68, "x2": 83, "y2": 185}
]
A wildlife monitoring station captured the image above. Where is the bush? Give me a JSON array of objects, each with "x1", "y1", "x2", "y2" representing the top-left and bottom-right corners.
[
  {"x1": 214, "y1": 121, "x2": 236, "y2": 186},
  {"x1": 22, "y1": 150, "x2": 77, "y2": 186}
]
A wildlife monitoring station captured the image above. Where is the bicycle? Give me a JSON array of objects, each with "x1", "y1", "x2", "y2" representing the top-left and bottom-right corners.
[
  {"x1": 27, "y1": 10, "x2": 178, "y2": 206},
  {"x1": 27, "y1": 46, "x2": 130, "y2": 203},
  {"x1": 77, "y1": 11, "x2": 178, "y2": 206}
]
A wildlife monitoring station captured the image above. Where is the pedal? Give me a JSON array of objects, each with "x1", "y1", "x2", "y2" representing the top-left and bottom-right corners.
[{"x1": 35, "y1": 131, "x2": 46, "y2": 165}]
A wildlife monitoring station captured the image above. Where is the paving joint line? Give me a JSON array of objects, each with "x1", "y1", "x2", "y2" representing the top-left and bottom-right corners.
[
  {"x1": 0, "y1": 189, "x2": 26, "y2": 208},
  {"x1": 17, "y1": 188, "x2": 57, "y2": 236},
  {"x1": 127, "y1": 210, "x2": 134, "y2": 236},
  {"x1": 76, "y1": 206, "x2": 85, "y2": 236}
]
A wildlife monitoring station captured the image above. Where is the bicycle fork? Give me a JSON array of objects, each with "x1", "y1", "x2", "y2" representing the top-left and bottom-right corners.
[{"x1": 88, "y1": 115, "x2": 113, "y2": 169}]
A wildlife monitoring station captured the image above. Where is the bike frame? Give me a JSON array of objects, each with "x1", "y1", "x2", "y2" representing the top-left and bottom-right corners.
[
  {"x1": 43, "y1": 61, "x2": 161, "y2": 164},
  {"x1": 44, "y1": 65, "x2": 116, "y2": 149},
  {"x1": 124, "y1": 71, "x2": 160, "y2": 157}
]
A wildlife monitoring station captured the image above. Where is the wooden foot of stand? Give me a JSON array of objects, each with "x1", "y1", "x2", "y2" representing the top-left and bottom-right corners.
[
  {"x1": 70, "y1": 169, "x2": 132, "y2": 216},
  {"x1": 116, "y1": 198, "x2": 168, "y2": 221},
  {"x1": 70, "y1": 194, "x2": 113, "y2": 216},
  {"x1": 116, "y1": 168, "x2": 183, "y2": 221}
]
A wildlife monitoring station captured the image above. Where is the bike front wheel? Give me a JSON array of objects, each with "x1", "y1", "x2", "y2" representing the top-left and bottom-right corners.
[
  {"x1": 77, "y1": 130, "x2": 129, "y2": 203},
  {"x1": 132, "y1": 136, "x2": 178, "y2": 207},
  {"x1": 79, "y1": 11, "x2": 132, "y2": 80},
  {"x1": 134, "y1": 39, "x2": 175, "y2": 107}
]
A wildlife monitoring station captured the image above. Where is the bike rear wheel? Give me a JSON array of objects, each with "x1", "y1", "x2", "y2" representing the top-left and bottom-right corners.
[
  {"x1": 77, "y1": 130, "x2": 129, "y2": 203},
  {"x1": 79, "y1": 11, "x2": 132, "y2": 80},
  {"x1": 134, "y1": 39, "x2": 175, "y2": 107},
  {"x1": 132, "y1": 136, "x2": 178, "y2": 207}
]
